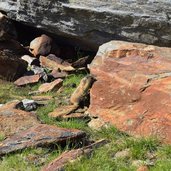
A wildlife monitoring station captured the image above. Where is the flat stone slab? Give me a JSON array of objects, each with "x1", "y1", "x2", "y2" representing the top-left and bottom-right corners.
[
  {"x1": 41, "y1": 139, "x2": 108, "y2": 171},
  {"x1": 0, "y1": 124, "x2": 86, "y2": 155},
  {"x1": 88, "y1": 41, "x2": 171, "y2": 144},
  {"x1": 14, "y1": 75, "x2": 41, "y2": 86},
  {"x1": 0, "y1": 101, "x2": 40, "y2": 137},
  {"x1": 38, "y1": 79, "x2": 63, "y2": 93},
  {"x1": 40, "y1": 55, "x2": 75, "y2": 71},
  {"x1": 48, "y1": 105, "x2": 78, "y2": 118}
]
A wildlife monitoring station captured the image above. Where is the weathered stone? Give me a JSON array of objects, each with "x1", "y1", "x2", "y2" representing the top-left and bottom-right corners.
[
  {"x1": 0, "y1": 12, "x2": 17, "y2": 41},
  {"x1": 41, "y1": 139, "x2": 108, "y2": 171},
  {"x1": 0, "y1": 40, "x2": 28, "y2": 81},
  {"x1": 0, "y1": 101, "x2": 39, "y2": 137},
  {"x1": 31, "y1": 95, "x2": 53, "y2": 105},
  {"x1": 114, "y1": 149, "x2": 131, "y2": 159},
  {"x1": 72, "y1": 56, "x2": 92, "y2": 69},
  {"x1": 48, "y1": 105, "x2": 78, "y2": 118},
  {"x1": 14, "y1": 75, "x2": 41, "y2": 86},
  {"x1": 62, "y1": 113, "x2": 89, "y2": 120},
  {"x1": 88, "y1": 118, "x2": 107, "y2": 130},
  {"x1": 29, "y1": 34, "x2": 60, "y2": 57},
  {"x1": 0, "y1": 1, "x2": 171, "y2": 50},
  {"x1": 40, "y1": 54, "x2": 75, "y2": 71},
  {"x1": 0, "y1": 124, "x2": 86, "y2": 155},
  {"x1": 50, "y1": 70, "x2": 68, "y2": 79},
  {"x1": 38, "y1": 79, "x2": 63, "y2": 93},
  {"x1": 88, "y1": 41, "x2": 171, "y2": 144},
  {"x1": 18, "y1": 99, "x2": 37, "y2": 111},
  {"x1": 70, "y1": 75, "x2": 94, "y2": 106},
  {"x1": 30, "y1": 66, "x2": 48, "y2": 82},
  {"x1": 21, "y1": 55, "x2": 39, "y2": 66}
]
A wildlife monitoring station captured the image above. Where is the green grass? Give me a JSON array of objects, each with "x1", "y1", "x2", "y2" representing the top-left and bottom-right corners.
[
  {"x1": 1, "y1": 72, "x2": 171, "y2": 171},
  {"x1": 0, "y1": 133, "x2": 5, "y2": 141}
]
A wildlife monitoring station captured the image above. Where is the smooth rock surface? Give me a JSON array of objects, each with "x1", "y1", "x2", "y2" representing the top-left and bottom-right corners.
[
  {"x1": 88, "y1": 41, "x2": 171, "y2": 144},
  {"x1": 0, "y1": 124, "x2": 86, "y2": 155},
  {"x1": 0, "y1": 1, "x2": 171, "y2": 50}
]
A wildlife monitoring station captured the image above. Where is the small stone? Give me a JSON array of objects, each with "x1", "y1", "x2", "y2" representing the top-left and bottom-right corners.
[
  {"x1": 136, "y1": 166, "x2": 149, "y2": 171},
  {"x1": 50, "y1": 69, "x2": 68, "y2": 79},
  {"x1": 21, "y1": 55, "x2": 39, "y2": 66},
  {"x1": 132, "y1": 160, "x2": 145, "y2": 167},
  {"x1": 88, "y1": 118, "x2": 107, "y2": 130},
  {"x1": 30, "y1": 66, "x2": 48, "y2": 82},
  {"x1": 48, "y1": 105, "x2": 78, "y2": 118},
  {"x1": 38, "y1": 79, "x2": 63, "y2": 93},
  {"x1": 14, "y1": 75, "x2": 41, "y2": 86},
  {"x1": 114, "y1": 149, "x2": 131, "y2": 159},
  {"x1": 61, "y1": 112, "x2": 89, "y2": 120},
  {"x1": 31, "y1": 96, "x2": 53, "y2": 105},
  {"x1": 21, "y1": 99, "x2": 37, "y2": 111},
  {"x1": 0, "y1": 124, "x2": 86, "y2": 155}
]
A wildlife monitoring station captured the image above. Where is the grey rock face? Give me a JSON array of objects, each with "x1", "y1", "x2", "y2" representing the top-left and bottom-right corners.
[{"x1": 0, "y1": 0, "x2": 171, "y2": 50}]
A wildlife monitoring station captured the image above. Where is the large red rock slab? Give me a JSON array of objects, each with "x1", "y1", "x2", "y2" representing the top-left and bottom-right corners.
[
  {"x1": 0, "y1": 124, "x2": 86, "y2": 155},
  {"x1": 0, "y1": 101, "x2": 40, "y2": 137},
  {"x1": 88, "y1": 41, "x2": 171, "y2": 144}
]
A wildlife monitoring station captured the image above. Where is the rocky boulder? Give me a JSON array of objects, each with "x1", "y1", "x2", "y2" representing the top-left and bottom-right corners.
[
  {"x1": 0, "y1": 12, "x2": 17, "y2": 41},
  {"x1": 0, "y1": 51, "x2": 27, "y2": 81},
  {"x1": 0, "y1": 1, "x2": 170, "y2": 50},
  {"x1": 88, "y1": 41, "x2": 171, "y2": 144}
]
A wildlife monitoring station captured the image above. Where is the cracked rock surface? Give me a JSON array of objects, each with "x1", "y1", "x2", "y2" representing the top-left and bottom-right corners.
[
  {"x1": 0, "y1": 0, "x2": 170, "y2": 50},
  {"x1": 88, "y1": 41, "x2": 171, "y2": 144}
]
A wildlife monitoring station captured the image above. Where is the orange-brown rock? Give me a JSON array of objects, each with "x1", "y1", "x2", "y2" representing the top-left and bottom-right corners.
[
  {"x1": 88, "y1": 41, "x2": 171, "y2": 144},
  {"x1": 38, "y1": 79, "x2": 63, "y2": 93},
  {"x1": 40, "y1": 54, "x2": 75, "y2": 71},
  {"x1": 41, "y1": 139, "x2": 108, "y2": 171},
  {"x1": 50, "y1": 69, "x2": 68, "y2": 79},
  {"x1": 0, "y1": 101, "x2": 39, "y2": 137},
  {"x1": 0, "y1": 124, "x2": 86, "y2": 155},
  {"x1": 48, "y1": 105, "x2": 78, "y2": 118},
  {"x1": 14, "y1": 75, "x2": 41, "y2": 86},
  {"x1": 29, "y1": 34, "x2": 60, "y2": 57}
]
